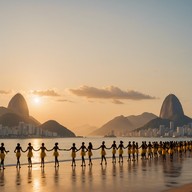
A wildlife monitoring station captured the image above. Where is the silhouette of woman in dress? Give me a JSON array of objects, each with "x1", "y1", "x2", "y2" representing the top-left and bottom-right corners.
[
  {"x1": 78, "y1": 142, "x2": 87, "y2": 166},
  {"x1": 36, "y1": 143, "x2": 48, "y2": 167},
  {"x1": 23, "y1": 143, "x2": 37, "y2": 168},
  {"x1": 49, "y1": 143, "x2": 61, "y2": 167},
  {"x1": 118, "y1": 141, "x2": 124, "y2": 163},
  {"x1": 65, "y1": 143, "x2": 78, "y2": 166},
  {"x1": 96, "y1": 141, "x2": 109, "y2": 165},
  {"x1": 110, "y1": 141, "x2": 118, "y2": 163},
  {"x1": 125, "y1": 141, "x2": 132, "y2": 161},
  {"x1": 87, "y1": 142, "x2": 93, "y2": 166},
  {"x1": 0, "y1": 143, "x2": 9, "y2": 170},
  {"x1": 14, "y1": 143, "x2": 24, "y2": 168}
]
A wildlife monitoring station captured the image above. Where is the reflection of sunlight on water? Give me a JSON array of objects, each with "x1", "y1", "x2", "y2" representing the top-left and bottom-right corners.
[
  {"x1": 34, "y1": 178, "x2": 40, "y2": 191},
  {"x1": 32, "y1": 139, "x2": 42, "y2": 163}
]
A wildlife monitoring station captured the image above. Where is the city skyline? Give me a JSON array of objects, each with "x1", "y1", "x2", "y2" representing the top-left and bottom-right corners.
[{"x1": 0, "y1": 1, "x2": 192, "y2": 130}]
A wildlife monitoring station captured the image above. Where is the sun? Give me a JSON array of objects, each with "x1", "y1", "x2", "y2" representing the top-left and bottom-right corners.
[{"x1": 33, "y1": 97, "x2": 41, "y2": 105}]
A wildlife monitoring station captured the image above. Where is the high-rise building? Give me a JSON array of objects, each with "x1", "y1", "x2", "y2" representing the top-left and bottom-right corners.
[{"x1": 170, "y1": 121, "x2": 174, "y2": 130}]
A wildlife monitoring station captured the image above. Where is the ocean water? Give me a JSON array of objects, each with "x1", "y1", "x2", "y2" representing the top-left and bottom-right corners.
[
  {"x1": 1, "y1": 137, "x2": 192, "y2": 191},
  {"x1": 0, "y1": 137, "x2": 191, "y2": 166}
]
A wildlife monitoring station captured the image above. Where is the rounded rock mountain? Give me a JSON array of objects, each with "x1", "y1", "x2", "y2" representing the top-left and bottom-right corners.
[
  {"x1": 8, "y1": 93, "x2": 29, "y2": 117},
  {"x1": 159, "y1": 94, "x2": 184, "y2": 120}
]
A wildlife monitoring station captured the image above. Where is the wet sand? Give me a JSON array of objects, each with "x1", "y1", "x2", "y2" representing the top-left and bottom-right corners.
[
  {"x1": 0, "y1": 157, "x2": 192, "y2": 192},
  {"x1": 164, "y1": 183, "x2": 192, "y2": 192}
]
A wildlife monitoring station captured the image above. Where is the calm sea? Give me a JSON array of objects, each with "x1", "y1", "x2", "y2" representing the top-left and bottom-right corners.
[{"x1": 1, "y1": 137, "x2": 191, "y2": 166}]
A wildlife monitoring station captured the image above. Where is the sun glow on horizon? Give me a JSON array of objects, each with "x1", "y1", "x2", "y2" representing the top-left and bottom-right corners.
[{"x1": 33, "y1": 96, "x2": 41, "y2": 105}]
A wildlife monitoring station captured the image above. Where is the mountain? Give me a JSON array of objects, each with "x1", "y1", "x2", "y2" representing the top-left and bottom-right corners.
[
  {"x1": 0, "y1": 107, "x2": 11, "y2": 116},
  {"x1": 8, "y1": 93, "x2": 29, "y2": 117},
  {"x1": 0, "y1": 93, "x2": 75, "y2": 138},
  {"x1": 0, "y1": 113, "x2": 40, "y2": 127},
  {"x1": 127, "y1": 112, "x2": 157, "y2": 128},
  {"x1": 135, "y1": 94, "x2": 192, "y2": 132},
  {"x1": 39, "y1": 120, "x2": 76, "y2": 137},
  {"x1": 0, "y1": 93, "x2": 40, "y2": 126},
  {"x1": 91, "y1": 115, "x2": 133, "y2": 136},
  {"x1": 90, "y1": 112, "x2": 157, "y2": 136},
  {"x1": 73, "y1": 124, "x2": 98, "y2": 136},
  {"x1": 159, "y1": 94, "x2": 184, "y2": 120}
]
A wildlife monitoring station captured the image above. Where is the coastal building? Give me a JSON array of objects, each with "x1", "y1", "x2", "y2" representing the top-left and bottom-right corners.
[{"x1": 0, "y1": 122, "x2": 60, "y2": 138}]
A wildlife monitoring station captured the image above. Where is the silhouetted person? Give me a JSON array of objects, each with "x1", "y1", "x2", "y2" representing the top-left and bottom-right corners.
[
  {"x1": 132, "y1": 141, "x2": 136, "y2": 161},
  {"x1": 0, "y1": 143, "x2": 9, "y2": 170},
  {"x1": 14, "y1": 143, "x2": 24, "y2": 169},
  {"x1": 78, "y1": 142, "x2": 87, "y2": 166},
  {"x1": 126, "y1": 141, "x2": 132, "y2": 161},
  {"x1": 96, "y1": 141, "x2": 109, "y2": 165},
  {"x1": 135, "y1": 142, "x2": 139, "y2": 160},
  {"x1": 23, "y1": 143, "x2": 37, "y2": 168},
  {"x1": 147, "y1": 142, "x2": 153, "y2": 159},
  {"x1": 118, "y1": 141, "x2": 124, "y2": 163},
  {"x1": 139, "y1": 141, "x2": 147, "y2": 160},
  {"x1": 49, "y1": 143, "x2": 61, "y2": 167},
  {"x1": 87, "y1": 142, "x2": 93, "y2": 165},
  {"x1": 110, "y1": 141, "x2": 117, "y2": 163},
  {"x1": 65, "y1": 143, "x2": 78, "y2": 166},
  {"x1": 36, "y1": 143, "x2": 48, "y2": 167}
]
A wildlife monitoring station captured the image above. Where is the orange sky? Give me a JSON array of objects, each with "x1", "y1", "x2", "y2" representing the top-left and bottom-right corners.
[{"x1": 0, "y1": 1, "x2": 192, "y2": 131}]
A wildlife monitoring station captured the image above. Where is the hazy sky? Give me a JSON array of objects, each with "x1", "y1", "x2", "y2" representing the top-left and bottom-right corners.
[{"x1": 0, "y1": 1, "x2": 192, "y2": 130}]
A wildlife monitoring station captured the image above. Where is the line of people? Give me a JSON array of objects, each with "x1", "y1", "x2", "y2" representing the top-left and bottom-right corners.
[{"x1": 0, "y1": 140, "x2": 191, "y2": 170}]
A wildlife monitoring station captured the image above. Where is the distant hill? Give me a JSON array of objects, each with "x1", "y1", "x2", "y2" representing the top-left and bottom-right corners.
[
  {"x1": 73, "y1": 124, "x2": 98, "y2": 136},
  {"x1": 90, "y1": 115, "x2": 133, "y2": 136},
  {"x1": 127, "y1": 112, "x2": 157, "y2": 128},
  {"x1": 39, "y1": 120, "x2": 76, "y2": 137},
  {"x1": 134, "y1": 94, "x2": 192, "y2": 132},
  {"x1": 0, "y1": 107, "x2": 11, "y2": 116},
  {"x1": 90, "y1": 112, "x2": 157, "y2": 136},
  {"x1": 0, "y1": 113, "x2": 40, "y2": 127}
]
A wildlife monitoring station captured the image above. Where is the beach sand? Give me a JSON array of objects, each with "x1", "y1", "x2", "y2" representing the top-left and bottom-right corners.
[
  {"x1": 165, "y1": 184, "x2": 192, "y2": 192},
  {"x1": 164, "y1": 183, "x2": 192, "y2": 192},
  {"x1": 0, "y1": 157, "x2": 192, "y2": 192}
]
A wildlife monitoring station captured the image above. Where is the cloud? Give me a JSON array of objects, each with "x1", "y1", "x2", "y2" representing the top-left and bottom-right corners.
[
  {"x1": 112, "y1": 99, "x2": 124, "y2": 104},
  {"x1": 69, "y1": 85, "x2": 156, "y2": 100},
  {"x1": 0, "y1": 90, "x2": 11, "y2": 94},
  {"x1": 57, "y1": 99, "x2": 74, "y2": 103},
  {"x1": 32, "y1": 90, "x2": 60, "y2": 97}
]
